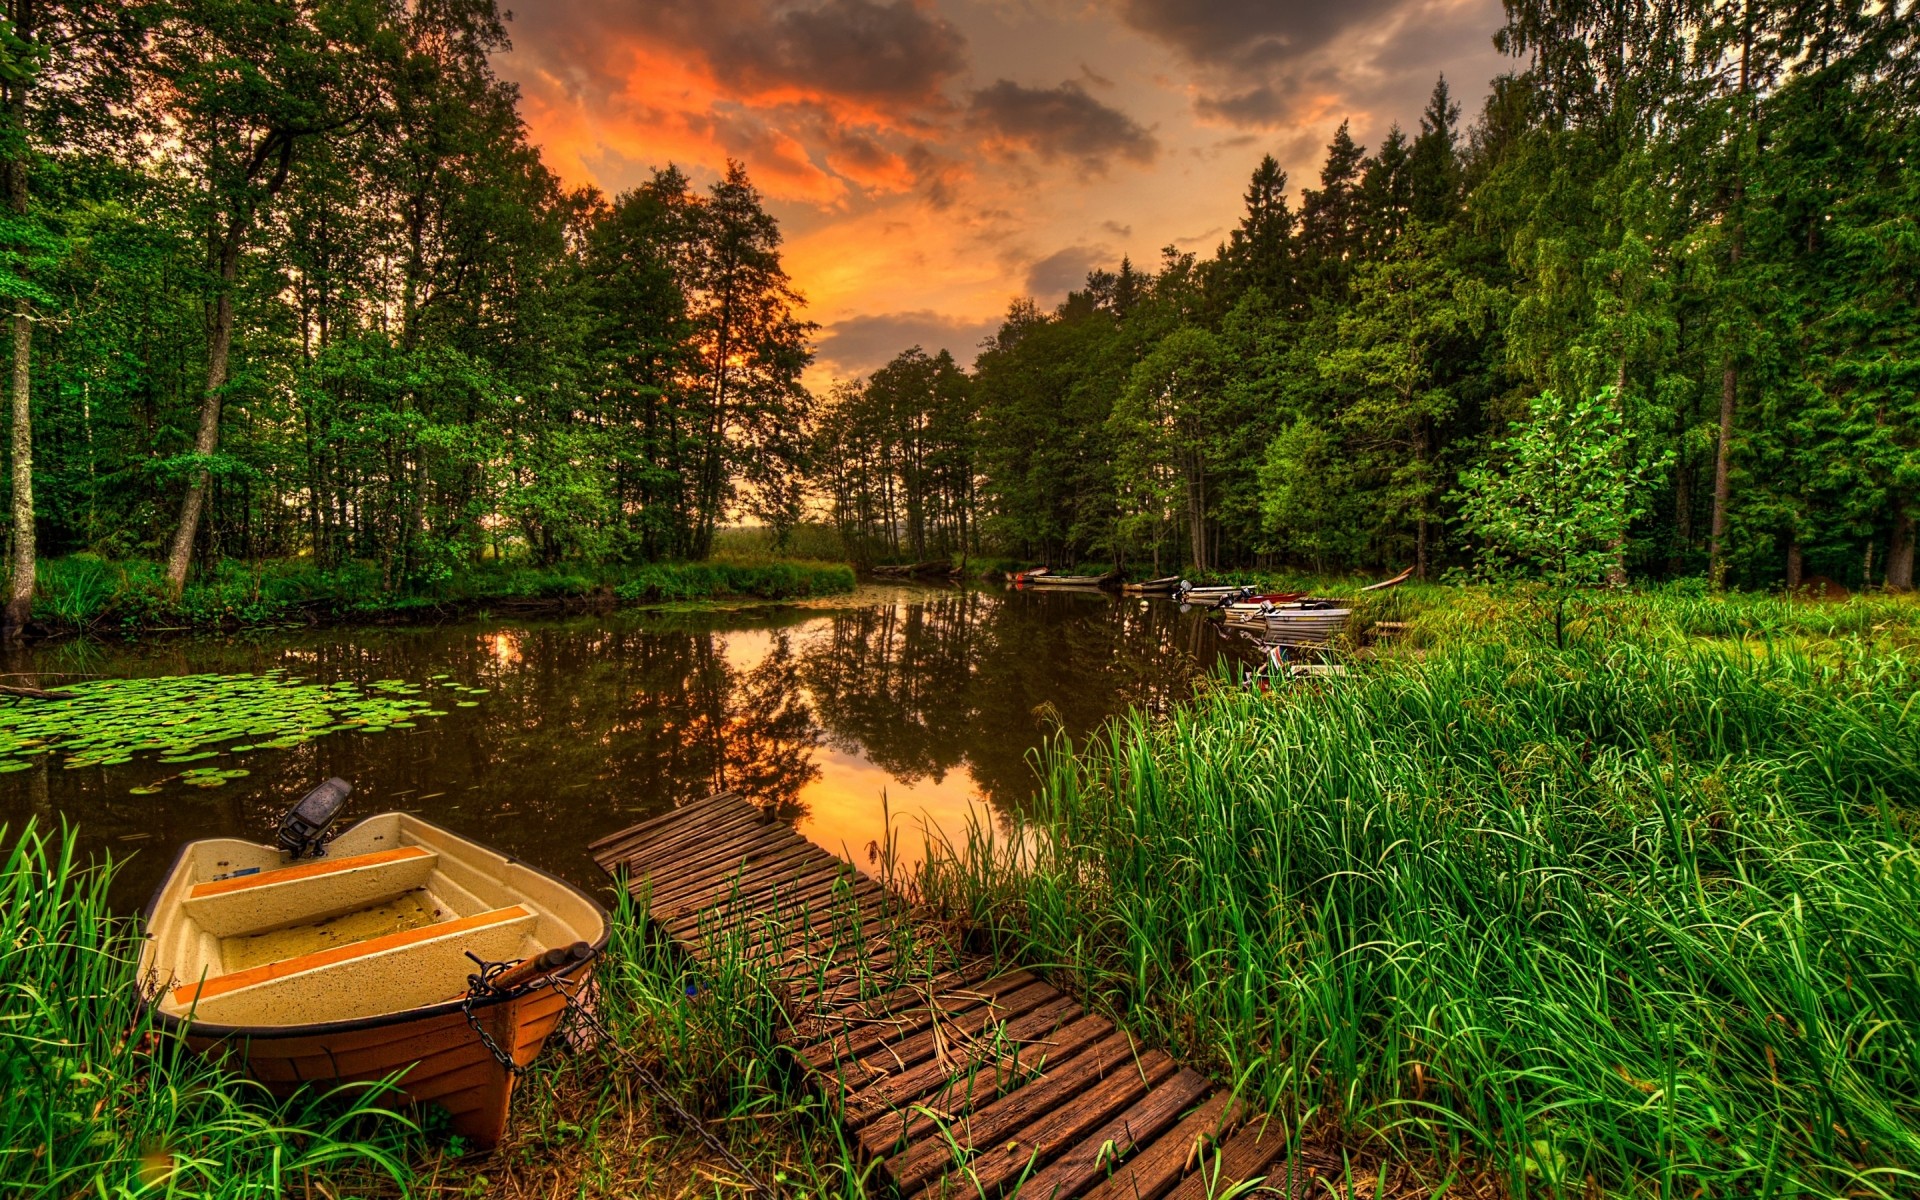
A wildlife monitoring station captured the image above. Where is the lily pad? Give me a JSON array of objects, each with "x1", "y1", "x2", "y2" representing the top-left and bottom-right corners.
[{"x1": 0, "y1": 670, "x2": 468, "y2": 789}]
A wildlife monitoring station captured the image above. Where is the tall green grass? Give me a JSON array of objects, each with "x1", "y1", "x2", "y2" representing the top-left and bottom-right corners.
[
  {"x1": 917, "y1": 626, "x2": 1920, "y2": 1196},
  {"x1": 0, "y1": 823, "x2": 414, "y2": 1197}
]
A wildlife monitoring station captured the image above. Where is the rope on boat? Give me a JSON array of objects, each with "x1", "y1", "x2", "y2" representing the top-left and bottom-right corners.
[{"x1": 462, "y1": 951, "x2": 779, "y2": 1197}]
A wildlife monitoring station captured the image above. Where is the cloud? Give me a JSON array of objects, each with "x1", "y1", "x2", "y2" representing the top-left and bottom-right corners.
[
  {"x1": 968, "y1": 80, "x2": 1158, "y2": 172},
  {"x1": 1114, "y1": 0, "x2": 1507, "y2": 130},
  {"x1": 1024, "y1": 245, "x2": 1107, "y2": 301},
  {"x1": 815, "y1": 310, "x2": 1003, "y2": 376},
  {"x1": 498, "y1": 0, "x2": 973, "y2": 205},
  {"x1": 687, "y1": 0, "x2": 969, "y2": 109}
]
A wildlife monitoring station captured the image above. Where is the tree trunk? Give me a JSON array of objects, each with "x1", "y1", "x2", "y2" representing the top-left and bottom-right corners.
[
  {"x1": 1887, "y1": 510, "x2": 1914, "y2": 591},
  {"x1": 5, "y1": 305, "x2": 31, "y2": 638},
  {"x1": 1708, "y1": 359, "x2": 1735, "y2": 589},
  {"x1": 165, "y1": 281, "x2": 236, "y2": 592},
  {"x1": 3, "y1": 40, "x2": 32, "y2": 640},
  {"x1": 1606, "y1": 359, "x2": 1628, "y2": 585},
  {"x1": 1785, "y1": 537, "x2": 1803, "y2": 590}
]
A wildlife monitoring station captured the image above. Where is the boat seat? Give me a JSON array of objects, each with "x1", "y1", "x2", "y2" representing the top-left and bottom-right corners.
[
  {"x1": 183, "y1": 846, "x2": 440, "y2": 939},
  {"x1": 170, "y1": 904, "x2": 537, "y2": 1027}
]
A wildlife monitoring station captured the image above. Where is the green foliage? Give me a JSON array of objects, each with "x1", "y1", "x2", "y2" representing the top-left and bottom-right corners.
[
  {"x1": 917, "y1": 616, "x2": 1920, "y2": 1197},
  {"x1": 1457, "y1": 389, "x2": 1667, "y2": 644}
]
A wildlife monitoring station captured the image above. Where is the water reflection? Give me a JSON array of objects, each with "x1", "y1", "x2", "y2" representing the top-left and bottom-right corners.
[{"x1": 1, "y1": 588, "x2": 1222, "y2": 909}]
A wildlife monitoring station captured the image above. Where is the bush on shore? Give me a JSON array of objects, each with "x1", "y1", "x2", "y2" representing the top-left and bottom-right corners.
[{"x1": 28, "y1": 555, "x2": 857, "y2": 633}]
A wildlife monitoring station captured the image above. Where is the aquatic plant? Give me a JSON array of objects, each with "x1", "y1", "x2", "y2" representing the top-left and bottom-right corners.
[
  {"x1": 0, "y1": 671, "x2": 470, "y2": 785},
  {"x1": 918, "y1": 629, "x2": 1920, "y2": 1197}
]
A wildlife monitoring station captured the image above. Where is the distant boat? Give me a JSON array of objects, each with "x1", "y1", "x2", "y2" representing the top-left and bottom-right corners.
[
  {"x1": 1020, "y1": 569, "x2": 1120, "y2": 589},
  {"x1": 140, "y1": 780, "x2": 607, "y2": 1149},
  {"x1": 1235, "y1": 606, "x2": 1354, "y2": 647},
  {"x1": 1011, "y1": 566, "x2": 1050, "y2": 583},
  {"x1": 1120, "y1": 575, "x2": 1182, "y2": 594},
  {"x1": 1174, "y1": 583, "x2": 1252, "y2": 608},
  {"x1": 870, "y1": 561, "x2": 951, "y2": 578}
]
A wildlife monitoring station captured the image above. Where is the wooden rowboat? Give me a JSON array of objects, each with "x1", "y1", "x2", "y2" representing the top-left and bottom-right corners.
[
  {"x1": 139, "y1": 791, "x2": 607, "y2": 1149},
  {"x1": 1020, "y1": 570, "x2": 1120, "y2": 589},
  {"x1": 1119, "y1": 575, "x2": 1182, "y2": 594}
]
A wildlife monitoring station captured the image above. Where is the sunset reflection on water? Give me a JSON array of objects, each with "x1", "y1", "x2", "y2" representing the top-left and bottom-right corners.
[{"x1": 4, "y1": 586, "x2": 1227, "y2": 909}]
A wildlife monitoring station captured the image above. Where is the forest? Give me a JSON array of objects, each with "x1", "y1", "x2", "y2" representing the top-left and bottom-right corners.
[
  {"x1": 824, "y1": 3, "x2": 1920, "y2": 589},
  {"x1": 1, "y1": 0, "x2": 1917, "y2": 638}
]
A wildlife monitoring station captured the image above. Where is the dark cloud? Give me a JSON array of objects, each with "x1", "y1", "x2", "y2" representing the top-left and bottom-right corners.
[
  {"x1": 1024, "y1": 245, "x2": 1106, "y2": 301},
  {"x1": 701, "y1": 0, "x2": 969, "y2": 105},
  {"x1": 968, "y1": 80, "x2": 1158, "y2": 172},
  {"x1": 1115, "y1": 0, "x2": 1508, "y2": 130},
  {"x1": 816, "y1": 310, "x2": 1001, "y2": 376},
  {"x1": 1115, "y1": 0, "x2": 1401, "y2": 77}
]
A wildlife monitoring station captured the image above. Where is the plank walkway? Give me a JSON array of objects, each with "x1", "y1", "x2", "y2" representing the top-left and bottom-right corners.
[{"x1": 590, "y1": 791, "x2": 1325, "y2": 1199}]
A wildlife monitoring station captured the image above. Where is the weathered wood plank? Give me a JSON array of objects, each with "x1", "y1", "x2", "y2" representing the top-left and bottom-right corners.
[{"x1": 1011, "y1": 1069, "x2": 1212, "y2": 1200}]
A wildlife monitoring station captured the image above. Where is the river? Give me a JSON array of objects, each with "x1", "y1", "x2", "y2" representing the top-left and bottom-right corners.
[{"x1": 1, "y1": 584, "x2": 1231, "y2": 911}]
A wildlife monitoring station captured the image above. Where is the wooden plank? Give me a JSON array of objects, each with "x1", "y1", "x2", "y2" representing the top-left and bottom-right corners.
[
  {"x1": 1075, "y1": 1091, "x2": 1237, "y2": 1200},
  {"x1": 1159, "y1": 1115, "x2": 1288, "y2": 1200},
  {"x1": 641, "y1": 825, "x2": 814, "y2": 907},
  {"x1": 652, "y1": 836, "x2": 834, "y2": 910},
  {"x1": 591, "y1": 790, "x2": 746, "y2": 861},
  {"x1": 1011, "y1": 1070, "x2": 1212, "y2": 1200},
  {"x1": 821, "y1": 979, "x2": 1059, "y2": 1084},
  {"x1": 921, "y1": 1049, "x2": 1178, "y2": 1199},
  {"x1": 791, "y1": 962, "x2": 989, "y2": 1042},
  {"x1": 884, "y1": 1029, "x2": 1147, "y2": 1192},
  {"x1": 851, "y1": 1004, "x2": 1103, "y2": 1157},
  {"x1": 618, "y1": 801, "x2": 777, "y2": 877},
  {"x1": 798, "y1": 969, "x2": 1039, "y2": 1070},
  {"x1": 615, "y1": 815, "x2": 782, "y2": 897}
]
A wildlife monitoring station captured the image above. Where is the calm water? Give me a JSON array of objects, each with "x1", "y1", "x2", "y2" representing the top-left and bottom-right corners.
[{"x1": 1, "y1": 585, "x2": 1231, "y2": 911}]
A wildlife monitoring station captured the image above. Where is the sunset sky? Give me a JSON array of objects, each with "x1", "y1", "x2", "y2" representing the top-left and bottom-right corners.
[{"x1": 495, "y1": 0, "x2": 1513, "y2": 385}]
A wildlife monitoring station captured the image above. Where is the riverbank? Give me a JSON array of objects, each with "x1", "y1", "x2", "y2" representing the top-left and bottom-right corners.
[
  {"x1": 27, "y1": 556, "x2": 858, "y2": 636},
  {"x1": 915, "y1": 586, "x2": 1920, "y2": 1198}
]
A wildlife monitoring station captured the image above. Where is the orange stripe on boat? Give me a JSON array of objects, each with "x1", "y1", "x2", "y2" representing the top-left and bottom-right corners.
[
  {"x1": 172, "y1": 905, "x2": 531, "y2": 1007},
  {"x1": 189, "y1": 846, "x2": 431, "y2": 899}
]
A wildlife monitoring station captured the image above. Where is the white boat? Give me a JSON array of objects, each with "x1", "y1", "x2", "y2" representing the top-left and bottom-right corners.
[{"x1": 139, "y1": 780, "x2": 607, "y2": 1148}]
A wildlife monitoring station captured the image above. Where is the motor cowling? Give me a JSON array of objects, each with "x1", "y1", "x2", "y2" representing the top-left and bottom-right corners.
[{"x1": 276, "y1": 777, "x2": 353, "y2": 859}]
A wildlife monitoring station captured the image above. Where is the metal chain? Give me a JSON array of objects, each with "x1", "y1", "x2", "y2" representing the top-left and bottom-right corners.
[{"x1": 460, "y1": 952, "x2": 779, "y2": 1198}]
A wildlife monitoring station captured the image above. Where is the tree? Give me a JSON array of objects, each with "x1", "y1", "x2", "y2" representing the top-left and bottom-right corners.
[
  {"x1": 682, "y1": 161, "x2": 814, "y2": 556},
  {"x1": 1457, "y1": 389, "x2": 1666, "y2": 647},
  {"x1": 148, "y1": 0, "x2": 384, "y2": 592}
]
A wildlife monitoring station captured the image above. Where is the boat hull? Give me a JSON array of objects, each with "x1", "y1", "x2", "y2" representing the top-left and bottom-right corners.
[{"x1": 171, "y1": 956, "x2": 594, "y2": 1146}]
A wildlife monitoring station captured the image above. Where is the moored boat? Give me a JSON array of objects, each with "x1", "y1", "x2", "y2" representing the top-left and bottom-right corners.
[
  {"x1": 1119, "y1": 575, "x2": 1182, "y2": 594},
  {"x1": 1176, "y1": 583, "x2": 1254, "y2": 608},
  {"x1": 1020, "y1": 569, "x2": 1120, "y2": 588},
  {"x1": 139, "y1": 780, "x2": 608, "y2": 1149}
]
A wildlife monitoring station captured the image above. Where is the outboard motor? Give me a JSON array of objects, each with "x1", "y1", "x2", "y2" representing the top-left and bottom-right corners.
[{"x1": 276, "y1": 777, "x2": 352, "y2": 859}]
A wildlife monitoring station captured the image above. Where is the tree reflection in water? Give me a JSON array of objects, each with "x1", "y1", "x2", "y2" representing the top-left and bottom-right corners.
[{"x1": 0, "y1": 588, "x2": 1221, "y2": 907}]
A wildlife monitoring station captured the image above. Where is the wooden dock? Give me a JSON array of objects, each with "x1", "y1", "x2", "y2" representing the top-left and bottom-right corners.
[{"x1": 590, "y1": 791, "x2": 1312, "y2": 1199}]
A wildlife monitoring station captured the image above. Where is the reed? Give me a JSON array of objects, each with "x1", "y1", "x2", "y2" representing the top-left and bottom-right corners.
[
  {"x1": 916, "y1": 612, "x2": 1920, "y2": 1197},
  {"x1": 0, "y1": 822, "x2": 414, "y2": 1197}
]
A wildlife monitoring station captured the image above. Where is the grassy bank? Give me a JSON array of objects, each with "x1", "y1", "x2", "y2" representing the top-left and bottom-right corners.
[
  {"x1": 915, "y1": 591, "x2": 1920, "y2": 1197},
  {"x1": 30, "y1": 555, "x2": 856, "y2": 634}
]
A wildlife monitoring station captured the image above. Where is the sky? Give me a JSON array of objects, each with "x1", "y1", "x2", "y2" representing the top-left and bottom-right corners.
[{"x1": 494, "y1": 0, "x2": 1513, "y2": 386}]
